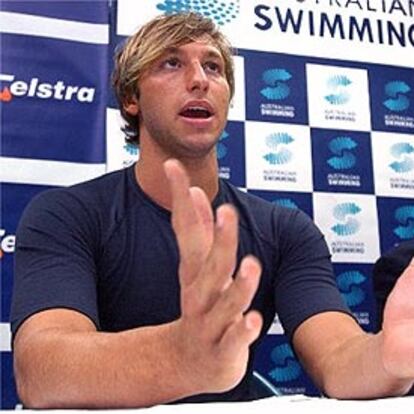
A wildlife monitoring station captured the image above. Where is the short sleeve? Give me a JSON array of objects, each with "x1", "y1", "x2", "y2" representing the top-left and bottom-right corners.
[
  {"x1": 274, "y1": 208, "x2": 352, "y2": 340},
  {"x1": 11, "y1": 189, "x2": 100, "y2": 338}
]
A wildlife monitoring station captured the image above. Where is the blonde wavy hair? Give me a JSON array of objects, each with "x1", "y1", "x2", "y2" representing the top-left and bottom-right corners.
[{"x1": 112, "y1": 12, "x2": 235, "y2": 145}]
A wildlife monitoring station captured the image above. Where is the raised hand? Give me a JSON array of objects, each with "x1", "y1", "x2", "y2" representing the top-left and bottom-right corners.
[
  {"x1": 381, "y1": 258, "x2": 414, "y2": 381},
  {"x1": 164, "y1": 159, "x2": 263, "y2": 395}
]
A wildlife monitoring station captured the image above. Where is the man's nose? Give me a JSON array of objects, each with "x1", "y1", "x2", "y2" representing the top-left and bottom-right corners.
[{"x1": 186, "y1": 61, "x2": 209, "y2": 93}]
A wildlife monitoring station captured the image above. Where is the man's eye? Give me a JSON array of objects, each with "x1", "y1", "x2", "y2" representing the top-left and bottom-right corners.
[
  {"x1": 204, "y1": 61, "x2": 222, "y2": 74},
  {"x1": 163, "y1": 58, "x2": 180, "y2": 69}
]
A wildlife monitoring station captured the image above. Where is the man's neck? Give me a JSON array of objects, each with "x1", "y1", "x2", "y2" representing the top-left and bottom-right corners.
[{"x1": 135, "y1": 149, "x2": 219, "y2": 211}]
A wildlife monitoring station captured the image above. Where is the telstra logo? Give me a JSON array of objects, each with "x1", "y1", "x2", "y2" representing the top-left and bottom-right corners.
[
  {"x1": 260, "y1": 68, "x2": 292, "y2": 101},
  {"x1": 336, "y1": 270, "x2": 366, "y2": 308},
  {"x1": 327, "y1": 136, "x2": 357, "y2": 170},
  {"x1": 268, "y1": 343, "x2": 301, "y2": 382},
  {"x1": 383, "y1": 80, "x2": 411, "y2": 112},
  {"x1": 331, "y1": 202, "x2": 361, "y2": 236},
  {"x1": 324, "y1": 75, "x2": 351, "y2": 105},
  {"x1": 0, "y1": 229, "x2": 15, "y2": 259},
  {"x1": 263, "y1": 132, "x2": 294, "y2": 165},
  {"x1": 394, "y1": 205, "x2": 414, "y2": 240},
  {"x1": 389, "y1": 142, "x2": 414, "y2": 173},
  {"x1": 0, "y1": 73, "x2": 96, "y2": 103},
  {"x1": 156, "y1": 0, "x2": 240, "y2": 25}
]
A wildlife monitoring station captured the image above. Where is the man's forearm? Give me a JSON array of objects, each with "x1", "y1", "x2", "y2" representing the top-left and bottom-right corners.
[
  {"x1": 15, "y1": 321, "x2": 196, "y2": 408},
  {"x1": 315, "y1": 331, "x2": 413, "y2": 399}
]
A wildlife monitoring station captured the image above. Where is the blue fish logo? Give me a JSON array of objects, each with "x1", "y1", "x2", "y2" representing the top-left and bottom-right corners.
[
  {"x1": 272, "y1": 199, "x2": 298, "y2": 209},
  {"x1": 394, "y1": 205, "x2": 414, "y2": 240},
  {"x1": 261, "y1": 68, "x2": 292, "y2": 101},
  {"x1": 216, "y1": 130, "x2": 229, "y2": 160},
  {"x1": 331, "y1": 203, "x2": 361, "y2": 236},
  {"x1": 157, "y1": 0, "x2": 240, "y2": 25},
  {"x1": 268, "y1": 343, "x2": 301, "y2": 382},
  {"x1": 324, "y1": 75, "x2": 351, "y2": 105},
  {"x1": 327, "y1": 136, "x2": 357, "y2": 170},
  {"x1": 389, "y1": 142, "x2": 414, "y2": 173},
  {"x1": 263, "y1": 133, "x2": 294, "y2": 165},
  {"x1": 383, "y1": 80, "x2": 411, "y2": 112},
  {"x1": 124, "y1": 143, "x2": 139, "y2": 156},
  {"x1": 336, "y1": 271, "x2": 366, "y2": 307}
]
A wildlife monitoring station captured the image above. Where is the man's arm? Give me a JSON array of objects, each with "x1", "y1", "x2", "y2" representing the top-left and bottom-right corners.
[
  {"x1": 13, "y1": 160, "x2": 262, "y2": 408},
  {"x1": 293, "y1": 260, "x2": 414, "y2": 399}
]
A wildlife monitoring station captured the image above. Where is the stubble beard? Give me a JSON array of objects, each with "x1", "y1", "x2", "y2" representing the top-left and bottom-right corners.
[{"x1": 146, "y1": 122, "x2": 223, "y2": 160}]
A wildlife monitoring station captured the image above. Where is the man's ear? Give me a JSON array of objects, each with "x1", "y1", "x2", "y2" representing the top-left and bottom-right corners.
[{"x1": 124, "y1": 95, "x2": 139, "y2": 116}]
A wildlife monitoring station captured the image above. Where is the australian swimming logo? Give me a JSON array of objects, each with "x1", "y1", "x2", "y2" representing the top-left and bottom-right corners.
[
  {"x1": 327, "y1": 136, "x2": 357, "y2": 170},
  {"x1": 268, "y1": 343, "x2": 301, "y2": 382},
  {"x1": 389, "y1": 142, "x2": 414, "y2": 173},
  {"x1": 263, "y1": 133, "x2": 294, "y2": 165},
  {"x1": 0, "y1": 73, "x2": 96, "y2": 103},
  {"x1": 383, "y1": 80, "x2": 411, "y2": 112},
  {"x1": 331, "y1": 202, "x2": 361, "y2": 236},
  {"x1": 272, "y1": 198, "x2": 298, "y2": 209},
  {"x1": 156, "y1": 0, "x2": 240, "y2": 25},
  {"x1": 336, "y1": 270, "x2": 366, "y2": 308},
  {"x1": 394, "y1": 205, "x2": 414, "y2": 240},
  {"x1": 324, "y1": 74, "x2": 352, "y2": 105},
  {"x1": 216, "y1": 130, "x2": 229, "y2": 160},
  {"x1": 261, "y1": 68, "x2": 292, "y2": 101},
  {"x1": 124, "y1": 143, "x2": 139, "y2": 156}
]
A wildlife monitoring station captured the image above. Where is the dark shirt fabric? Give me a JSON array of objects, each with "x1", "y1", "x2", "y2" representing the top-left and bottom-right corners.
[{"x1": 11, "y1": 164, "x2": 349, "y2": 402}]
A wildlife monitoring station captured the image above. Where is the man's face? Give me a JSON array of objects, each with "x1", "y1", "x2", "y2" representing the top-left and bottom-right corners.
[{"x1": 128, "y1": 39, "x2": 231, "y2": 159}]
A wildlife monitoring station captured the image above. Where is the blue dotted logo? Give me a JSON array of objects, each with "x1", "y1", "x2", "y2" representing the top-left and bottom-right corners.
[
  {"x1": 268, "y1": 343, "x2": 301, "y2": 382},
  {"x1": 263, "y1": 133, "x2": 294, "y2": 165},
  {"x1": 327, "y1": 136, "x2": 357, "y2": 170},
  {"x1": 260, "y1": 68, "x2": 292, "y2": 101},
  {"x1": 389, "y1": 142, "x2": 414, "y2": 173},
  {"x1": 324, "y1": 75, "x2": 352, "y2": 105},
  {"x1": 216, "y1": 130, "x2": 229, "y2": 160},
  {"x1": 394, "y1": 205, "x2": 414, "y2": 240},
  {"x1": 336, "y1": 271, "x2": 366, "y2": 308},
  {"x1": 383, "y1": 80, "x2": 411, "y2": 112},
  {"x1": 124, "y1": 143, "x2": 139, "y2": 156},
  {"x1": 331, "y1": 202, "x2": 361, "y2": 236},
  {"x1": 156, "y1": 0, "x2": 240, "y2": 25},
  {"x1": 271, "y1": 198, "x2": 298, "y2": 209}
]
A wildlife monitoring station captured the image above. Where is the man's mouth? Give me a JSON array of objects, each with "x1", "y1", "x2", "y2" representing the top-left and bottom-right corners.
[
  {"x1": 180, "y1": 107, "x2": 212, "y2": 118},
  {"x1": 179, "y1": 102, "x2": 214, "y2": 119}
]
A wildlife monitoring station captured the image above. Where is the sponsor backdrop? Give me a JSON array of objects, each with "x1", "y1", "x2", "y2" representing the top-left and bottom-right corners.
[{"x1": 1, "y1": 0, "x2": 413, "y2": 408}]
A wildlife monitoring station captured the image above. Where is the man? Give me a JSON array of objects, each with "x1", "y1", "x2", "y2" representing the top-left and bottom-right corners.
[{"x1": 11, "y1": 12, "x2": 414, "y2": 408}]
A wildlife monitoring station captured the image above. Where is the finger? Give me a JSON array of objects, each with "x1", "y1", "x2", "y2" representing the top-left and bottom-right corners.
[
  {"x1": 190, "y1": 186, "x2": 214, "y2": 252},
  {"x1": 195, "y1": 204, "x2": 239, "y2": 306},
  {"x1": 164, "y1": 160, "x2": 208, "y2": 285},
  {"x1": 164, "y1": 159, "x2": 195, "y2": 234},
  {"x1": 218, "y1": 310, "x2": 263, "y2": 355},
  {"x1": 207, "y1": 256, "x2": 262, "y2": 336}
]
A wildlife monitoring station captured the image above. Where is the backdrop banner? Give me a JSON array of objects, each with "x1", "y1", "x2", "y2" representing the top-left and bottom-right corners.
[{"x1": 1, "y1": 0, "x2": 413, "y2": 408}]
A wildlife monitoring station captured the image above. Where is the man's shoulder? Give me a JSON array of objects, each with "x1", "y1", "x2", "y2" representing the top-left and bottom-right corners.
[
  {"x1": 35, "y1": 167, "x2": 130, "y2": 203},
  {"x1": 220, "y1": 179, "x2": 301, "y2": 220},
  {"x1": 21, "y1": 167, "x2": 136, "y2": 228},
  {"x1": 219, "y1": 180, "x2": 311, "y2": 242}
]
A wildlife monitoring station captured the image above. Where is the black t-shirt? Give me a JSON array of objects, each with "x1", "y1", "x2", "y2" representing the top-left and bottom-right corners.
[{"x1": 11, "y1": 164, "x2": 349, "y2": 402}]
